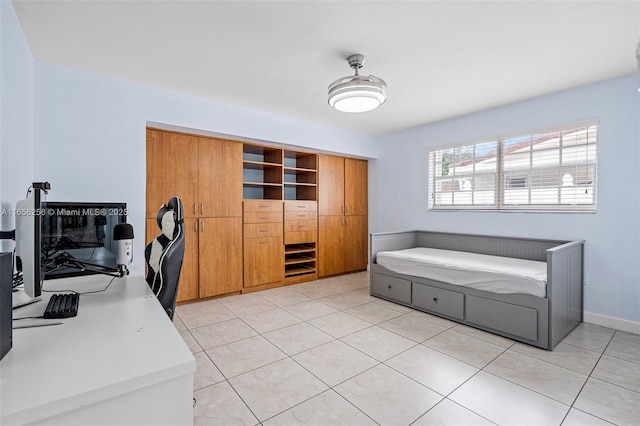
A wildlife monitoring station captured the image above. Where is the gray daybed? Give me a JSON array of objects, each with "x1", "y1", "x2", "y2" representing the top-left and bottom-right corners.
[{"x1": 370, "y1": 231, "x2": 584, "y2": 350}]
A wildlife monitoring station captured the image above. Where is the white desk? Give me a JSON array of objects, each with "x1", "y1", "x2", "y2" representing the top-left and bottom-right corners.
[{"x1": 0, "y1": 275, "x2": 195, "y2": 425}]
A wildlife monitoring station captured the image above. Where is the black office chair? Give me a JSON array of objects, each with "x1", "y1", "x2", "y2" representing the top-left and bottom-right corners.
[{"x1": 145, "y1": 196, "x2": 185, "y2": 320}]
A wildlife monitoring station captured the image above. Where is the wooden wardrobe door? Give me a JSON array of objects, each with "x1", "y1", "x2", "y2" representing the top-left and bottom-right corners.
[
  {"x1": 178, "y1": 218, "x2": 200, "y2": 302},
  {"x1": 344, "y1": 215, "x2": 368, "y2": 272},
  {"x1": 197, "y1": 138, "x2": 242, "y2": 218},
  {"x1": 199, "y1": 217, "x2": 243, "y2": 297},
  {"x1": 344, "y1": 158, "x2": 368, "y2": 216},
  {"x1": 318, "y1": 215, "x2": 345, "y2": 276},
  {"x1": 146, "y1": 130, "x2": 198, "y2": 218},
  {"x1": 318, "y1": 155, "x2": 345, "y2": 216}
]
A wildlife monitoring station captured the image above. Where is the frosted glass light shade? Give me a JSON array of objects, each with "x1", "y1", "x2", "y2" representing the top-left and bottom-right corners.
[{"x1": 328, "y1": 75, "x2": 387, "y2": 113}]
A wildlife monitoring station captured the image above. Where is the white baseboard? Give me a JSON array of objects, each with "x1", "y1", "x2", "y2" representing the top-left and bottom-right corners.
[{"x1": 584, "y1": 311, "x2": 640, "y2": 335}]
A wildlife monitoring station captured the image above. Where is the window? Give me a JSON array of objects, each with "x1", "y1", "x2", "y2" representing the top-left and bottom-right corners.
[{"x1": 428, "y1": 122, "x2": 598, "y2": 212}]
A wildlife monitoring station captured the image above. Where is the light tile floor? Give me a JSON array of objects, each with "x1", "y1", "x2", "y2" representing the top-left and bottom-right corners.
[{"x1": 175, "y1": 272, "x2": 640, "y2": 426}]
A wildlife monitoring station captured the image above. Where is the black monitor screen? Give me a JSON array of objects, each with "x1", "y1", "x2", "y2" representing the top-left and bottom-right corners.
[{"x1": 43, "y1": 202, "x2": 127, "y2": 279}]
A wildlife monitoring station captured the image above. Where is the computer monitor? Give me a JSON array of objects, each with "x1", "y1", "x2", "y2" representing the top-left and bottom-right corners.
[
  {"x1": 14, "y1": 184, "x2": 48, "y2": 298},
  {"x1": 42, "y1": 202, "x2": 127, "y2": 279}
]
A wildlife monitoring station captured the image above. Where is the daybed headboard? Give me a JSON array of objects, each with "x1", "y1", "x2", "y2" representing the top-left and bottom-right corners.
[{"x1": 370, "y1": 231, "x2": 571, "y2": 264}]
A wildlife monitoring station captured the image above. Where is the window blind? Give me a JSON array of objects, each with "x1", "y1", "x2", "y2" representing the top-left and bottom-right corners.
[{"x1": 428, "y1": 122, "x2": 597, "y2": 212}]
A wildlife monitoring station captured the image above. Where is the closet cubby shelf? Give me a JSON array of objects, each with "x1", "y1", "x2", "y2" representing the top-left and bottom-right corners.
[
  {"x1": 285, "y1": 245, "x2": 316, "y2": 254},
  {"x1": 243, "y1": 143, "x2": 318, "y2": 202},
  {"x1": 284, "y1": 264, "x2": 316, "y2": 277}
]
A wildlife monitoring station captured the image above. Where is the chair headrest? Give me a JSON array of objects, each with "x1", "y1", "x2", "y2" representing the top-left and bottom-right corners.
[{"x1": 156, "y1": 196, "x2": 183, "y2": 240}]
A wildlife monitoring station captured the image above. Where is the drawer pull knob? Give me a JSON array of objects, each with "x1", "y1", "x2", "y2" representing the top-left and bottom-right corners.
[
  {"x1": 260, "y1": 216, "x2": 269, "y2": 219},
  {"x1": 298, "y1": 224, "x2": 306, "y2": 227},
  {"x1": 433, "y1": 297, "x2": 438, "y2": 302},
  {"x1": 298, "y1": 205, "x2": 307, "y2": 208},
  {"x1": 388, "y1": 285, "x2": 392, "y2": 289},
  {"x1": 260, "y1": 229, "x2": 268, "y2": 232}
]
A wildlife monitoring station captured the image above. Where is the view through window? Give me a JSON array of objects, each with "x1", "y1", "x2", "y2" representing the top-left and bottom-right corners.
[{"x1": 428, "y1": 122, "x2": 598, "y2": 212}]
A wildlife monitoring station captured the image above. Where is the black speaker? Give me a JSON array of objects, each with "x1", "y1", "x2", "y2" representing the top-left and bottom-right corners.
[{"x1": 0, "y1": 252, "x2": 12, "y2": 361}]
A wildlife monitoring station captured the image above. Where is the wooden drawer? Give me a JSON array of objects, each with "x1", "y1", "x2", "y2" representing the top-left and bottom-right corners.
[
  {"x1": 371, "y1": 274, "x2": 411, "y2": 305},
  {"x1": 466, "y1": 295, "x2": 538, "y2": 341},
  {"x1": 244, "y1": 222, "x2": 282, "y2": 238},
  {"x1": 284, "y1": 200, "x2": 317, "y2": 212},
  {"x1": 284, "y1": 219, "x2": 317, "y2": 232},
  {"x1": 244, "y1": 236, "x2": 284, "y2": 287},
  {"x1": 285, "y1": 230, "x2": 317, "y2": 245},
  {"x1": 284, "y1": 211, "x2": 317, "y2": 221},
  {"x1": 244, "y1": 211, "x2": 282, "y2": 224},
  {"x1": 413, "y1": 283, "x2": 464, "y2": 320},
  {"x1": 244, "y1": 200, "x2": 283, "y2": 213}
]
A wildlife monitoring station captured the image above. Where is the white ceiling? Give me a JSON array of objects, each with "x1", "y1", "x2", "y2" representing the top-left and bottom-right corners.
[{"x1": 13, "y1": 0, "x2": 640, "y2": 136}]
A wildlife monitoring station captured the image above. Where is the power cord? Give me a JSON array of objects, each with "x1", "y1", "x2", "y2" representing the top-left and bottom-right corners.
[
  {"x1": 12, "y1": 272, "x2": 23, "y2": 289},
  {"x1": 76, "y1": 275, "x2": 117, "y2": 295}
]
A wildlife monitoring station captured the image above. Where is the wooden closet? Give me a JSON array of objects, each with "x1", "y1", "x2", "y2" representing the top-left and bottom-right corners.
[
  {"x1": 318, "y1": 155, "x2": 368, "y2": 277},
  {"x1": 147, "y1": 128, "x2": 367, "y2": 302},
  {"x1": 146, "y1": 129, "x2": 243, "y2": 302}
]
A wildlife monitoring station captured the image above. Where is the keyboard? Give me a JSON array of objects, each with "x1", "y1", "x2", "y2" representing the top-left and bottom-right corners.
[{"x1": 44, "y1": 293, "x2": 79, "y2": 319}]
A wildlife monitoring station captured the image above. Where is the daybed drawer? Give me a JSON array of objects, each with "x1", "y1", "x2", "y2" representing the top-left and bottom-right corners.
[
  {"x1": 371, "y1": 274, "x2": 411, "y2": 305},
  {"x1": 413, "y1": 283, "x2": 464, "y2": 320},
  {"x1": 466, "y1": 295, "x2": 537, "y2": 341}
]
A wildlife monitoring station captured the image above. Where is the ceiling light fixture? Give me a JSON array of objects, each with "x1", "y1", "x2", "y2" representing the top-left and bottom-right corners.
[{"x1": 328, "y1": 54, "x2": 387, "y2": 113}]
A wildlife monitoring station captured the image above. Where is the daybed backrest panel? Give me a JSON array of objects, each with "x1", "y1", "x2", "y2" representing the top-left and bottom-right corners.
[
  {"x1": 416, "y1": 231, "x2": 566, "y2": 262},
  {"x1": 370, "y1": 231, "x2": 417, "y2": 263}
]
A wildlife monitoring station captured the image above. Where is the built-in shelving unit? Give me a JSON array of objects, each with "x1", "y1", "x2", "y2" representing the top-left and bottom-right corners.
[
  {"x1": 283, "y1": 200, "x2": 317, "y2": 284},
  {"x1": 284, "y1": 243, "x2": 316, "y2": 277},
  {"x1": 243, "y1": 145, "x2": 283, "y2": 200},
  {"x1": 283, "y1": 151, "x2": 317, "y2": 201},
  {"x1": 242, "y1": 144, "x2": 320, "y2": 286}
]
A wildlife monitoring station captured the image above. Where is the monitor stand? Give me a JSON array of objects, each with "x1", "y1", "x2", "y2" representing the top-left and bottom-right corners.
[{"x1": 12, "y1": 290, "x2": 41, "y2": 309}]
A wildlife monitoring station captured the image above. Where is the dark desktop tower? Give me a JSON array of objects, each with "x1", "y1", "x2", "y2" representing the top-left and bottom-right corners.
[{"x1": 0, "y1": 252, "x2": 12, "y2": 360}]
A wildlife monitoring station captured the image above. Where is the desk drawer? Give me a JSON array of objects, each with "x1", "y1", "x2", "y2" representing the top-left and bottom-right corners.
[
  {"x1": 244, "y1": 200, "x2": 283, "y2": 213},
  {"x1": 244, "y1": 223, "x2": 282, "y2": 238},
  {"x1": 285, "y1": 211, "x2": 317, "y2": 221},
  {"x1": 284, "y1": 219, "x2": 317, "y2": 232},
  {"x1": 244, "y1": 212, "x2": 282, "y2": 224},
  {"x1": 413, "y1": 283, "x2": 464, "y2": 320},
  {"x1": 284, "y1": 201, "x2": 317, "y2": 212},
  {"x1": 371, "y1": 274, "x2": 411, "y2": 305}
]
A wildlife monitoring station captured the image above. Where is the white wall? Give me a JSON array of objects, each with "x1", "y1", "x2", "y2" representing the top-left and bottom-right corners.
[
  {"x1": 0, "y1": 0, "x2": 33, "y2": 249},
  {"x1": 33, "y1": 62, "x2": 378, "y2": 275},
  {"x1": 7, "y1": 2, "x2": 638, "y2": 326},
  {"x1": 371, "y1": 75, "x2": 640, "y2": 324}
]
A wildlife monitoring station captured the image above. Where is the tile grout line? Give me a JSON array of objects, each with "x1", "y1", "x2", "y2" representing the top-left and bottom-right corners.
[{"x1": 183, "y1": 273, "x2": 638, "y2": 426}]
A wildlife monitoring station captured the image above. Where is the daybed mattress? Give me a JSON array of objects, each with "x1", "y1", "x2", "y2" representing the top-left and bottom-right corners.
[{"x1": 376, "y1": 247, "x2": 547, "y2": 297}]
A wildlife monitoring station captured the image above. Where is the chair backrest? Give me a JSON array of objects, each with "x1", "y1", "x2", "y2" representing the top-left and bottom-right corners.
[{"x1": 144, "y1": 196, "x2": 185, "y2": 319}]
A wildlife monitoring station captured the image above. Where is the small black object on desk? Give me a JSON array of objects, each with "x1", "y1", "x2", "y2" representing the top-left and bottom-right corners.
[{"x1": 43, "y1": 293, "x2": 79, "y2": 319}]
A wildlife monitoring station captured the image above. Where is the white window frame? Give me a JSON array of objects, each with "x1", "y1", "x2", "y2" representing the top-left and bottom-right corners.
[{"x1": 428, "y1": 120, "x2": 598, "y2": 213}]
